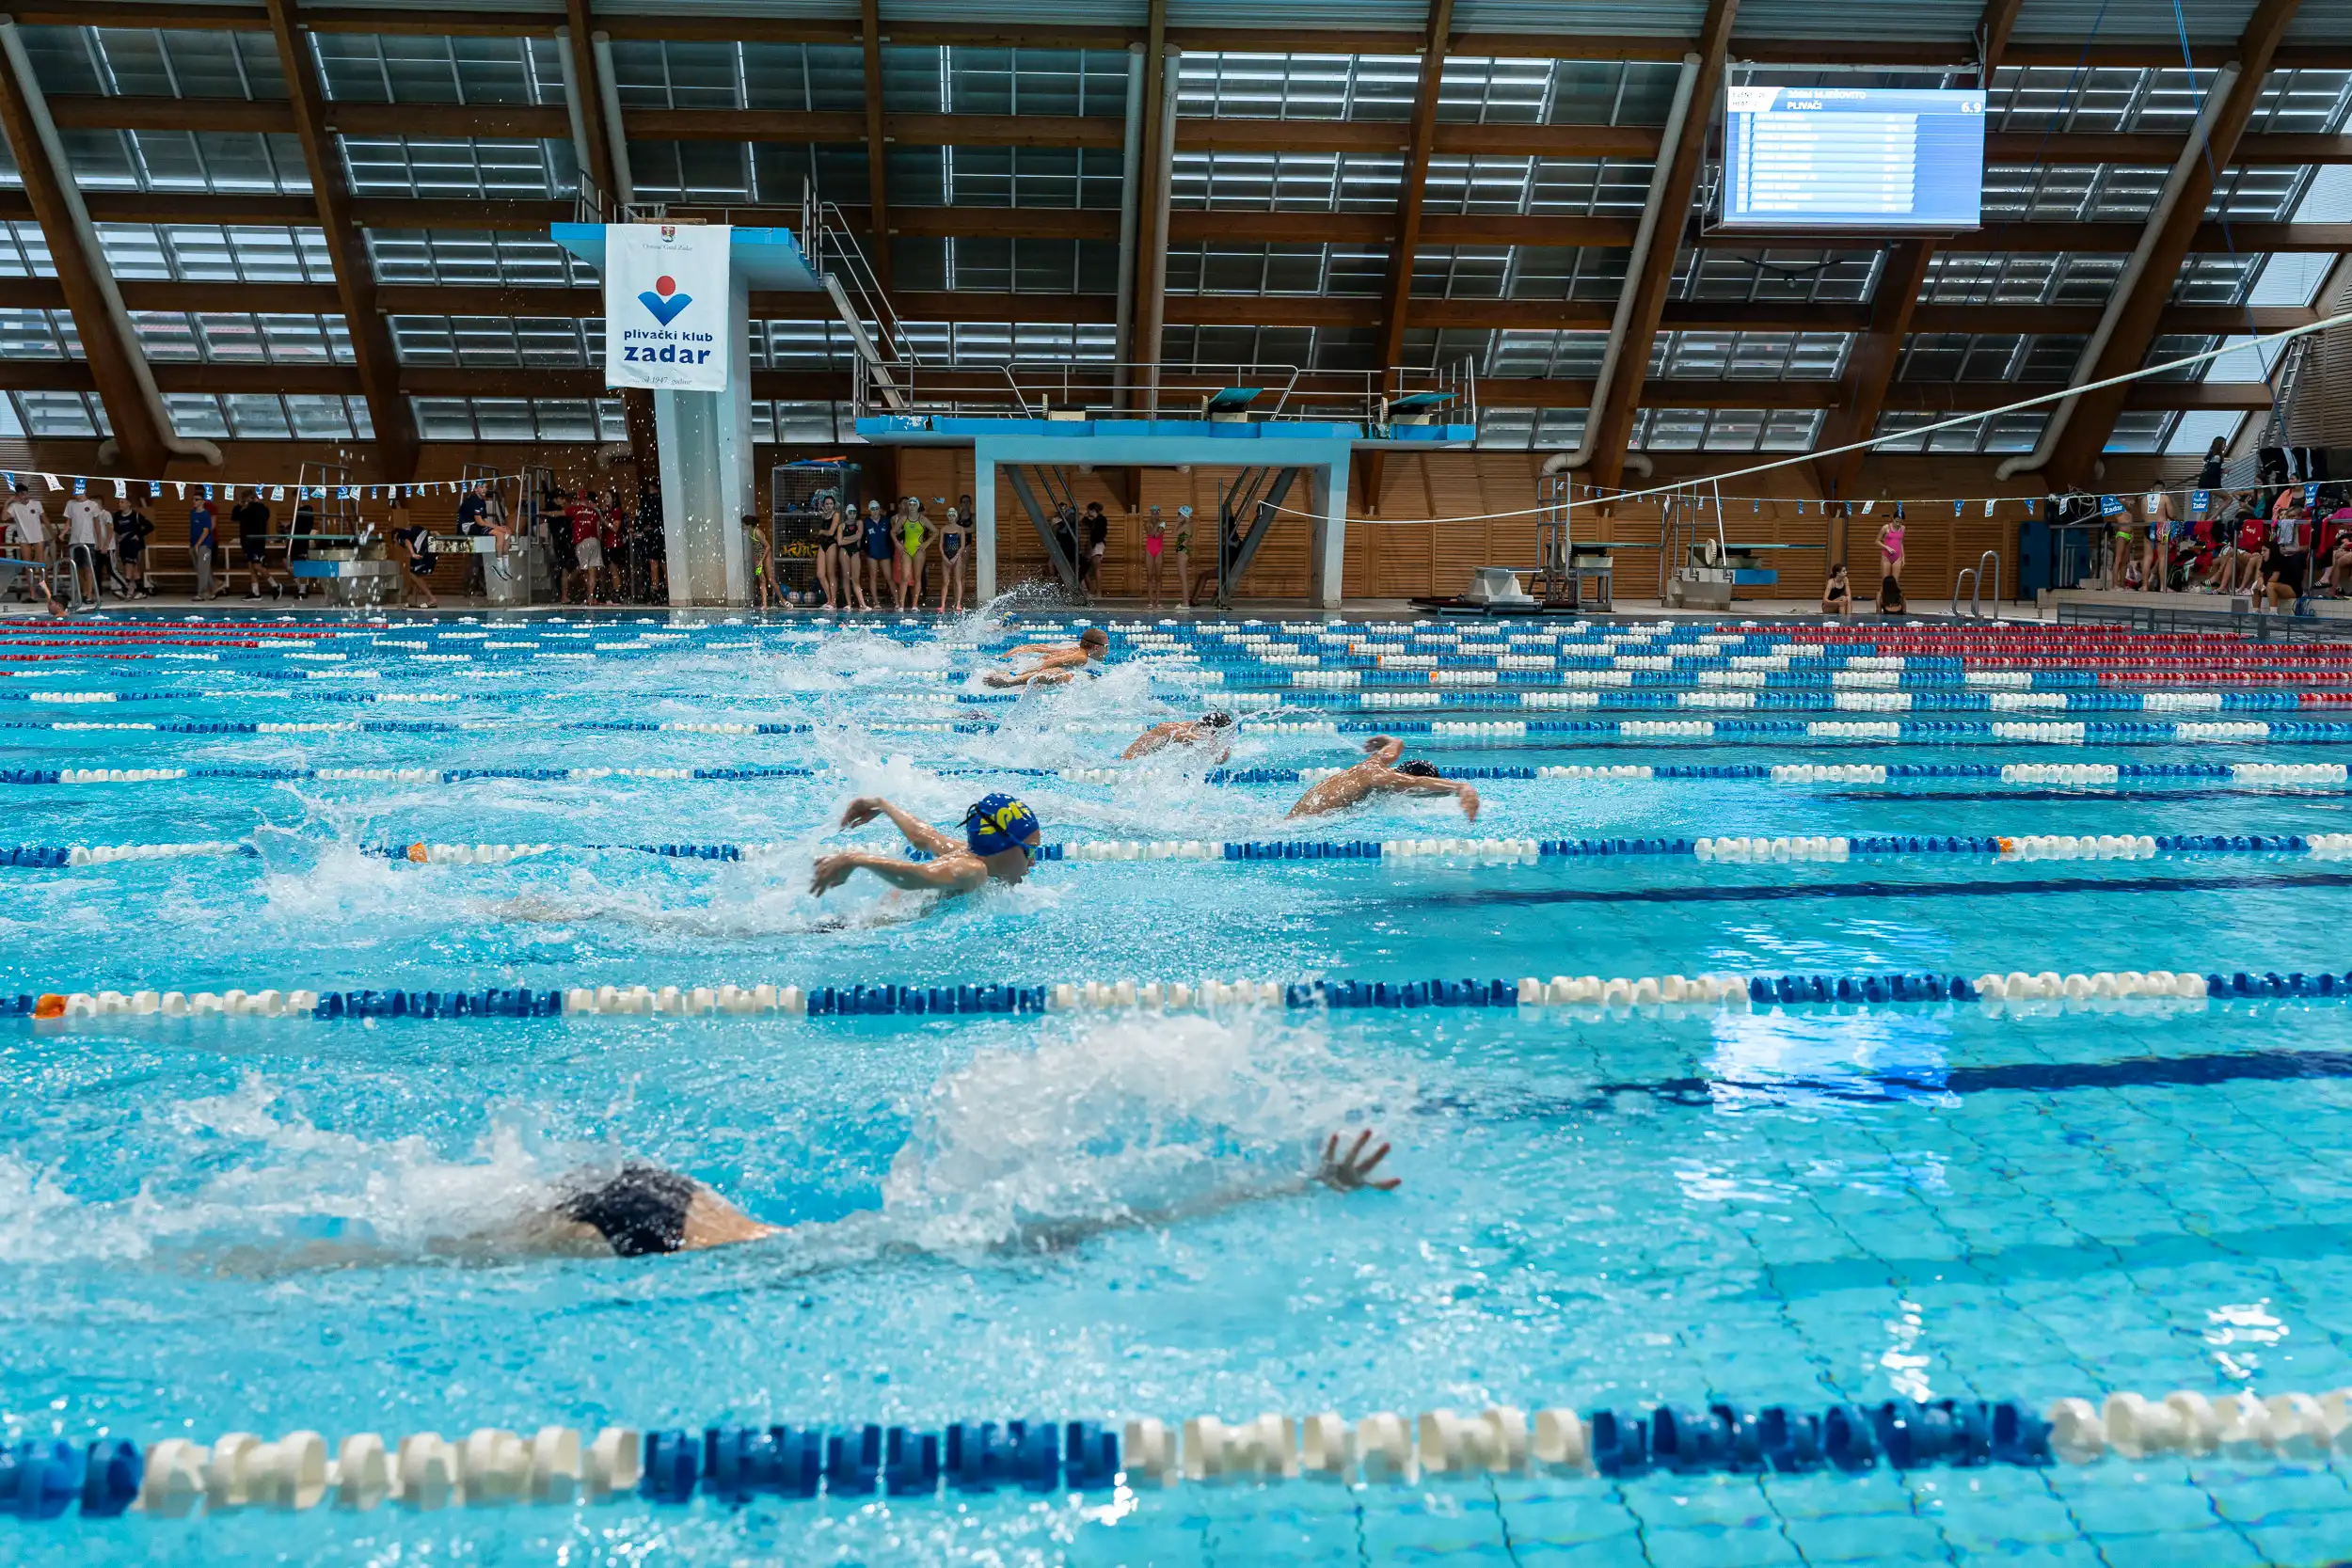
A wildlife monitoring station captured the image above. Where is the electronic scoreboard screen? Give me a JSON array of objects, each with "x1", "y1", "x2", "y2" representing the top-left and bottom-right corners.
[{"x1": 1720, "y1": 86, "x2": 1985, "y2": 230}]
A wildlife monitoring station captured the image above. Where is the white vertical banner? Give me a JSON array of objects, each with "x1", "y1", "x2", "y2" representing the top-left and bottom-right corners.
[{"x1": 603, "y1": 223, "x2": 732, "y2": 392}]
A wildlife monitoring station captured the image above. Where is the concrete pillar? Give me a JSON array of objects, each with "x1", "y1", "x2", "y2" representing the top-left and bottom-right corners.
[
  {"x1": 1305, "y1": 458, "x2": 1348, "y2": 610},
  {"x1": 654, "y1": 266, "x2": 753, "y2": 606},
  {"x1": 975, "y1": 448, "x2": 998, "y2": 601}
]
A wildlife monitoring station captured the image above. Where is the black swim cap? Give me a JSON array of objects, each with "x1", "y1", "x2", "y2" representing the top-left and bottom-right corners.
[
  {"x1": 559, "y1": 1164, "x2": 695, "y2": 1258},
  {"x1": 1395, "y1": 760, "x2": 1441, "y2": 778},
  {"x1": 1200, "y1": 710, "x2": 1234, "y2": 728}
]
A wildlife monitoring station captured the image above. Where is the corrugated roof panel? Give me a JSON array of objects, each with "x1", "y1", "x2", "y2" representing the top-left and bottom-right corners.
[
  {"x1": 1731, "y1": 0, "x2": 1980, "y2": 45},
  {"x1": 2010, "y1": 0, "x2": 2258, "y2": 44},
  {"x1": 1170, "y1": 0, "x2": 1426, "y2": 27},
  {"x1": 2286, "y1": 0, "x2": 2352, "y2": 39},
  {"x1": 1452, "y1": 0, "x2": 1708, "y2": 30}
]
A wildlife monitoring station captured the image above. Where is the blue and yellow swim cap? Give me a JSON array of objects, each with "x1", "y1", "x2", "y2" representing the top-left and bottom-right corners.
[{"x1": 962, "y1": 793, "x2": 1041, "y2": 855}]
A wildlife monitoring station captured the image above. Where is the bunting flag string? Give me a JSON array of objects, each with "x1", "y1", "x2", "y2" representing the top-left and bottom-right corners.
[{"x1": 0, "y1": 468, "x2": 533, "y2": 510}]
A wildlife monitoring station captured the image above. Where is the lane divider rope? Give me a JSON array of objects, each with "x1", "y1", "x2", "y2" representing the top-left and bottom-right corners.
[
  {"x1": 30, "y1": 1387, "x2": 2352, "y2": 1519},
  {"x1": 32, "y1": 964, "x2": 2352, "y2": 1023},
  {"x1": 15, "y1": 832, "x2": 2352, "y2": 871}
]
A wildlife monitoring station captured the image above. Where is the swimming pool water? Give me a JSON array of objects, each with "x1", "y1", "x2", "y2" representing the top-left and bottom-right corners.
[{"x1": 8, "y1": 609, "x2": 2352, "y2": 1564}]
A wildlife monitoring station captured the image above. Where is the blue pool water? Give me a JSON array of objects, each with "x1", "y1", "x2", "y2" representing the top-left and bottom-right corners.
[{"x1": 8, "y1": 610, "x2": 2352, "y2": 1563}]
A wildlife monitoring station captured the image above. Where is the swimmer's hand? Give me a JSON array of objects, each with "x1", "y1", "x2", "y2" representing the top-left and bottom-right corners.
[
  {"x1": 1458, "y1": 784, "x2": 1481, "y2": 823},
  {"x1": 810, "y1": 852, "x2": 862, "y2": 895},
  {"x1": 1314, "y1": 1129, "x2": 1400, "y2": 1194},
  {"x1": 838, "y1": 796, "x2": 887, "y2": 830}
]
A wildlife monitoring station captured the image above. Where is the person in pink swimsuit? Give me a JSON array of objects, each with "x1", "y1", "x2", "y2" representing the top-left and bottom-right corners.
[{"x1": 1142, "y1": 508, "x2": 1168, "y2": 609}]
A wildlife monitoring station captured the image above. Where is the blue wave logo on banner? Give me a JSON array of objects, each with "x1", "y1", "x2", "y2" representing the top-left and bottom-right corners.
[{"x1": 638, "y1": 274, "x2": 692, "y2": 325}]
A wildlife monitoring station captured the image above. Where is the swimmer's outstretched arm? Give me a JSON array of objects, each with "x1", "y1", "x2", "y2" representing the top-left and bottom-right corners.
[
  {"x1": 810, "y1": 852, "x2": 988, "y2": 895},
  {"x1": 839, "y1": 795, "x2": 958, "y2": 857},
  {"x1": 1008, "y1": 1130, "x2": 1401, "y2": 1253},
  {"x1": 1376, "y1": 773, "x2": 1481, "y2": 821},
  {"x1": 1122, "y1": 721, "x2": 1184, "y2": 760}
]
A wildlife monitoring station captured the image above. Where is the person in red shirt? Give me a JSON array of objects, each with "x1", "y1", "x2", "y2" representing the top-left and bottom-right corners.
[
  {"x1": 565, "y1": 492, "x2": 606, "y2": 605},
  {"x1": 597, "y1": 490, "x2": 625, "y2": 600}
]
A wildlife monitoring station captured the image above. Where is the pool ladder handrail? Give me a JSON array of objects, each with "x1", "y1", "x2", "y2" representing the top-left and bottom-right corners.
[{"x1": 1951, "y1": 550, "x2": 2002, "y2": 621}]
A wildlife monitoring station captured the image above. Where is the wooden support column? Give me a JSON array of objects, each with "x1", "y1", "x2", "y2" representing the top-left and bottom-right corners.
[
  {"x1": 1581, "y1": 0, "x2": 1738, "y2": 494},
  {"x1": 0, "y1": 35, "x2": 170, "y2": 473},
  {"x1": 1129, "y1": 0, "x2": 1170, "y2": 404},
  {"x1": 564, "y1": 0, "x2": 615, "y2": 205},
  {"x1": 1374, "y1": 0, "x2": 1454, "y2": 372},
  {"x1": 860, "y1": 0, "x2": 895, "y2": 301},
  {"x1": 264, "y1": 0, "x2": 418, "y2": 480},
  {"x1": 2046, "y1": 0, "x2": 2302, "y2": 489},
  {"x1": 1813, "y1": 0, "x2": 2020, "y2": 499}
]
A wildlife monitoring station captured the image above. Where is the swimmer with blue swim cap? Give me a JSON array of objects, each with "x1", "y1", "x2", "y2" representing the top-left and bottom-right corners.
[{"x1": 811, "y1": 791, "x2": 1044, "y2": 897}]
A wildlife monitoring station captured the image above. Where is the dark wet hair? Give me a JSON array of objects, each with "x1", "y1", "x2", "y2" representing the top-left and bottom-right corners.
[
  {"x1": 1394, "y1": 760, "x2": 1441, "y2": 778},
  {"x1": 1078, "y1": 627, "x2": 1109, "y2": 649},
  {"x1": 1200, "y1": 710, "x2": 1234, "y2": 728},
  {"x1": 559, "y1": 1164, "x2": 695, "y2": 1258}
]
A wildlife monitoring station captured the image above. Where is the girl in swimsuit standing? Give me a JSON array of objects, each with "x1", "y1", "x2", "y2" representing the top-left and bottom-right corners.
[
  {"x1": 896, "y1": 497, "x2": 930, "y2": 610},
  {"x1": 936, "y1": 503, "x2": 969, "y2": 613},
  {"x1": 1172, "y1": 504, "x2": 1197, "y2": 608},
  {"x1": 813, "y1": 495, "x2": 839, "y2": 610},
  {"x1": 1142, "y1": 506, "x2": 1168, "y2": 609},
  {"x1": 1877, "y1": 516, "x2": 1904, "y2": 586}
]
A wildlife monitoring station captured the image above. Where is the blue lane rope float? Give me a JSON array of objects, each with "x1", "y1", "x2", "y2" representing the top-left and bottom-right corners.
[
  {"x1": 35, "y1": 964, "x2": 2352, "y2": 1022},
  {"x1": 18, "y1": 832, "x2": 2351, "y2": 872},
  {"x1": 27, "y1": 1386, "x2": 2352, "y2": 1516},
  {"x1": 0, "y1": 1396, "x2": 2104, "y2": 1519}
]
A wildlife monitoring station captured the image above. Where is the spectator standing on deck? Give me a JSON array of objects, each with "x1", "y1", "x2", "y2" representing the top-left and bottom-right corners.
[
  {"x1": 564, "y1": 488, "x2": 607, "y2": 604},
  {"x1": 187, "y1": 493, "x2": 217, "y2": 600},
  {"x1": 232, "y1": 490, "x2": 278, "y2": 599},
  {"x1": 98, "y1": 496, "x2": 135, "y2": 596},
  {"x1": 2139, "y1": 489, "x2": 2174, "y2": 593},
  {"x1": 455, "y1": 481, "x2": 495, "y2": 597},
  {"x1": 1081, "y1": 500, "x2": 1108, "y2": 597},
  {"x1": 2198, "y1": 436, "x2": 2229, "y2": 493},
  {"x1": 745, "y1": 512, "x2": 772, "y2": 610},
  {"x1": 895, "y1": 497, "x2": 929, "y2": 611},
  {"x1": 936, "y1": 502, "x2": 970, "y2": 614},
  {"x1": 4, "y1": 483, "x2": 48, "y2": 600},
  {"x1": 860, "y1": 499, "x2": 892, "y2": 608},
  {"x1": 61, "y1": 488, "x2": 107, "y2": 606},
  {"x1": 116, "y1": 495, "x2": 154, "y2": 598}
]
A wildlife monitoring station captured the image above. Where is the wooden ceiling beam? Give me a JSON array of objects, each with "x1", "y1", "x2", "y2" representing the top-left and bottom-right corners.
[
  {"x1": 0, "y1": 29, "x2": 172, "y2": 471},
  {"x1": 2046, "y1": 0, "x2": 2304, "y2": 488},
  {"x1": 263, "y1": 0, "x2": 416, "y2": 479},
  {"x1": 1809, "y1": 0, "x2": 2020, "y2": 500},
  {"x1": 1374, "y1": 0, "x2": 1454, "y2": 373},
  {"x1": 48, "y1": 90, "x2": 2352, "y2": 171},
  {"x1": 1582, "y1": 0, "x2": 1740, "y2": 492}
]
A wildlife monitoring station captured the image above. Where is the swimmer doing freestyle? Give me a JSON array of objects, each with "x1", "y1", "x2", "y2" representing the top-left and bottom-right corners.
[
  {"x1": 984, "y1": 626, "x2": 1109, "y2": 689},
  {"x1": 810, "y1": 792, "x2": 1041, "y2": 897},
  {"x1": 1287, "y1": 735, "x2": 1480, "y2": 820},
  {"x1": 1121, "y1": 710, "x2": 1235, "y2": 763},
  {"x1": 513, "y1": 1129, "x2": 1403, "y2": 1260}
]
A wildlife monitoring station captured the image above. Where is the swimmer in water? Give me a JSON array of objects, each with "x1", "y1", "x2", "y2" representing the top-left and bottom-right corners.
[
  {"x1": 1121, "y1": 709, "x2": 1236, "y2": 762},
  {"x1": 983, "y1": 626, "x2": 1108, "y2": 689},
  {"x1": 810, "y1": 792, "x2": 1042, "y2": 897},
  {"x1": 525, "y1": 1129, "x2": 1401, "y2": 1259},
  {"x1": 1287, "y1": 735, "x2": 1481, "y2": 821}
]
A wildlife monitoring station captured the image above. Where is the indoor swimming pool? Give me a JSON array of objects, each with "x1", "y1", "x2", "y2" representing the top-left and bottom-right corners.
[{"x1": 8, "y1": 609, "x2": 2352, "y2": 1564}]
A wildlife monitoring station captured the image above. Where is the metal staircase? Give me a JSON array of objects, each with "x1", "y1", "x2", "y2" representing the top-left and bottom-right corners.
[
  {"x1": 1208, "y1": 467, "x2": 1299, "y2": 608},
  {"x1": 1002, "y1": 467, "x2": 1085, "y2": 593},
  {"x1": 799, "y1": 182, "x2": 914, "y2": 414}
]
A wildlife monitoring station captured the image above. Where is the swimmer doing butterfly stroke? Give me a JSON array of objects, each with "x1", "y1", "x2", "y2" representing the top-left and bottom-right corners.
[{"x1": 811, "y1": 792, "x2": 1043, "y2": 896}]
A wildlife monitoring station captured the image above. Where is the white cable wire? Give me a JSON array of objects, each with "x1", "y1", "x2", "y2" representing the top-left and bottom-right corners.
[{"x1": 1265, "y1": 309, "x2": 2352, "y2": 528}]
